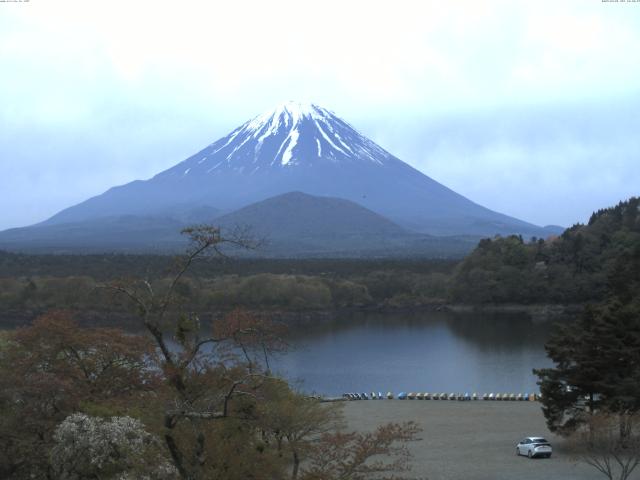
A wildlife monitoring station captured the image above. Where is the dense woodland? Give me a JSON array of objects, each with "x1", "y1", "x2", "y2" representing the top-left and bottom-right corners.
[
  {"x1": 450, "y1": 197, "x2": 640, "y2": 305},
  {"x1": 531, "y1": 200, "x2": 640, "y2": 479},
  {"x1": 0, "y1": 255, "x2": 456, "y2": 318},
  {"x1": 1, "y1": 198, "x2": 638, "y2": 319}
]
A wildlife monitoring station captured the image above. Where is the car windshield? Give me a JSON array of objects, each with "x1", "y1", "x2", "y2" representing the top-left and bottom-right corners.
[{"x1": 532, "y1": 438, "x2": 548, "y2": 443}]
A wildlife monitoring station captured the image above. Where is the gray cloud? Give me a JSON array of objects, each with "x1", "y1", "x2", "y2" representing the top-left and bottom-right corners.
[
  {"x1": 362, "y1": 99, "x2": 640, "y2": 227},
  {"x1": 1, "y1": 1, "x2": 639, "y2": 230}
]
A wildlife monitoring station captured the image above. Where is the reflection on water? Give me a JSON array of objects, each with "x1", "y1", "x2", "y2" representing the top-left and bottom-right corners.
[
  {"x1": 0, "y1": 310, "x2": 555, "y2": 397},
  {"x1": 273, "y1": 311, "x2": 555, "y2": 396}
]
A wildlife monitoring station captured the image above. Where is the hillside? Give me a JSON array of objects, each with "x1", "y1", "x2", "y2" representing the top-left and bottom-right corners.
[
  {"x1": 449, "y1": 197, "x2": 640, "y2": 304},
  {"x1": 0, "y1": 215, "x2": 187, "y2": 253},
  {"x1": 0, "y1": 191, "x2": 479, "y2": 257},
  {"x1": 214, "y1": 191, "x2": 421, "y2": 255},
  {"x1": 216, "y1": 191, "x2": 407, "y2": 238}
]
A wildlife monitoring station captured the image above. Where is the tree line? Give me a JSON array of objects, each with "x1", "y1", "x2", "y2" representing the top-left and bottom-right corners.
[
  {"x1": 3, "y1": 199, "x2": 639, "y2": 315},
  {"x1": 450, "y1": 197, "x2": 640, "y2": 305},
  {"x1": 532, "y1": 198, "x2": 640, "y2": 480},
  {"x1": 0, "y1": 266, "x2": 453, "y2": 319}
]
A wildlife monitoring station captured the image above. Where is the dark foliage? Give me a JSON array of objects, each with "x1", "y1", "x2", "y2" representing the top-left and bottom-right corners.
[
  {"x1": 534, "y1": 213, "x2": 640, "y2": 435},
  {"x1": 0, "y1": 255, "x2": 458, "y2": 321},
  {"x1": 450, "y1": 197, "x2": 640, "y2": 304}
]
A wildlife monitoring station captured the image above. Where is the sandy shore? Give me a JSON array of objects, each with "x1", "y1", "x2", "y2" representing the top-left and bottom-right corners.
[{"x1": 342, "y1": 400, "x2": 601, "y2": 480}]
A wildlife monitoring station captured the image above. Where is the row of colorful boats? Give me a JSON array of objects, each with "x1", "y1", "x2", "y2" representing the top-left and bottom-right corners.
[{"x1": 343, "y1": 392, "x2": 540, "y2": 401}]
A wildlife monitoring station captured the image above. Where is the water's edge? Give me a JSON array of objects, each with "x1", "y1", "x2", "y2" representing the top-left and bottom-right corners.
[{"x1": 0, "y1": 302, "x2": 581, "y2": 330}]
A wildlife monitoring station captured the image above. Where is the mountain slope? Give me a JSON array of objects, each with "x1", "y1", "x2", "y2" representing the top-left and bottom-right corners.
[
  {"x1": 216, "y1": 191, "x2": 407, "y2": 239},
  {"x1": 215, "y1": 191, "x2": 408, "y2": 255},
  {"x1": 42, "y1": 102, "x2": 556, "y2": 237},
  {"x1": 212, "y1": 191, "x2": 477, "y2": 257},
  {"x1": 0, "y1": 215, "x2": 187, "y2": 253},
  {"x1": 0, "y1": 192, "x2": 478, "y2": 257}
]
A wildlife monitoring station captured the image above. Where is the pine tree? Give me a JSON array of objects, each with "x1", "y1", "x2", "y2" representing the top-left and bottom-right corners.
[
  {"x1": 535, "y1": 243, "x2": 640, "y2": 437},
  {"x1": 534, "y1": 306, "x2": 604, "y2": 434}
]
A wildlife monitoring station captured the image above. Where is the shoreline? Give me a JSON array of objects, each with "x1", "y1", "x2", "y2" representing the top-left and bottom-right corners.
[{"x1": 0, "y1": 302, "x2": 580, "y2": 329}]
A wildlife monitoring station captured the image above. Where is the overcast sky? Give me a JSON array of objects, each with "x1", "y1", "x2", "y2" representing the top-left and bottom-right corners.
[{"x1": 1, "y1": 0, "x2": 639, "y2": 230}]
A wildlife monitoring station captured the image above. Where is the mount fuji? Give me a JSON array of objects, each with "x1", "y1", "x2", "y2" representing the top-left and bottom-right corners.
[{"x1": 0, "y1": 102, "x2": 561, "y2": 254}]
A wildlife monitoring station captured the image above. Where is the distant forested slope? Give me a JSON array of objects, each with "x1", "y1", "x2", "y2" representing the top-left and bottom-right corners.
[
  {"x1": 450, "y1": 197, "x2": 640, "y2": 304},
  {"x1": 2, "y1": 198, "x2": 638, "y2": 316}
]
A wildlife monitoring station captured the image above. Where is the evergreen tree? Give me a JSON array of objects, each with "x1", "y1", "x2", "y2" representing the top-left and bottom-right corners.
[
  {"x1": 535, "y1": 241, "x2": 640, "y2": 437},
  {"x1": 534, "y1": 306, "x2": 604, "y2": 434},
  {"x1": 450, "y1": 196, "x2": 640, "y2": 305}
]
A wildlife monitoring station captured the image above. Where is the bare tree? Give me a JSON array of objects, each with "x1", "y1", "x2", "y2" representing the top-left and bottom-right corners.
[
  {"x1": 215, "y1": 308, "x2": 288, "y2": 374},
  {"x1": 101, "y1": 225, "x2": 424, "y2": 480},
  {"x1": 301, "y1": 421, "x2": 422, "y2": 480},
  {"x1": 570, "y1": 413, "x2": 640, "y2": 480},
  {"x1": 256, "y1": 383, "x2": 343, "y2": 480},
  {"x1": 103, "y1": 226, "x2": 276, "y2": 479}
]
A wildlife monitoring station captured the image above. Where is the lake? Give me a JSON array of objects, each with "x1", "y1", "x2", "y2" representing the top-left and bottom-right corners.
[
  {"x1": 272, "y1": 311, "x2": 556, "y2": 396},
  {"x1": 0, "y1": 309, "x2": 557, "y2": 397}
]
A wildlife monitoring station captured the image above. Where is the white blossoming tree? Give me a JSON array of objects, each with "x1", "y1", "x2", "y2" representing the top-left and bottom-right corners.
[{"x1": 51, "y1": 413, "x2": 177, "y2": 480}]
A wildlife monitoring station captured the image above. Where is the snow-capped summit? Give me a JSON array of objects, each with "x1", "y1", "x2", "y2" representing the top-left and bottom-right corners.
[
  {"x1": 157, "y1": 101, "x2": 392, "y2": 178},
  {"x1": 39, "y1": 102, "x2": 556, "y2": 238},
  {"x1": 246, "y1": 101, "x2": 326, "y2": 129}
]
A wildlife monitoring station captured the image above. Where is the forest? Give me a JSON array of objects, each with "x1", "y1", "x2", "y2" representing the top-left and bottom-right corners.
[
  {"x1": 450, "y1": 197, "x2": 640, "y2": 305},
  {"x1": 0, "y1": 254, "x2": 456, "y2": 321},
  {"x1": 1, "y1": 198, "x2": 638, "y2": 321}
]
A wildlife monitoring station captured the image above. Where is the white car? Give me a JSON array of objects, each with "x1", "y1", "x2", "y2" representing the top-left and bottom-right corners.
[{"x1": 516, "y1": 437, "x2": 552, "y2": 458}]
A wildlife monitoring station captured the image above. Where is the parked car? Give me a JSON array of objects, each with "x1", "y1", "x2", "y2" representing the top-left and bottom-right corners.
[{"x1": 516, "y1": 437, "x2": 552, "y2": 458}]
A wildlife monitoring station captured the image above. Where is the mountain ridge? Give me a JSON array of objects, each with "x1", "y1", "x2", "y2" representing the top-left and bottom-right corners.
[
  {"x1": 0, "y1": 191, "x2": 479, "y2": 257},
  {"x1": 2, "y1": 101, "x2": 563, "y2": 254},
  {"x1": 216, "y1": 191, "x2": 408, "y2": 237},
  {"x1": 42, "y1": 101, "x2": 556, "y2": 237}
]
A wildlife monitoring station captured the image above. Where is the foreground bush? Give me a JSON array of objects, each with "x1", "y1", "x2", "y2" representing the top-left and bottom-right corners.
[{"x1": 51, "y1": 413, "x2": 177, "y2": 480}]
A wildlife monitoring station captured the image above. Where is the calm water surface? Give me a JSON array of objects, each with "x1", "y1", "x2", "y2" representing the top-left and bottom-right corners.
[
  {"x1": 0, "y1": 310, "x2": 556, "y2": 397},
  {"x1": 272, "y1": 311, "x2": 555, "y2": 396}
]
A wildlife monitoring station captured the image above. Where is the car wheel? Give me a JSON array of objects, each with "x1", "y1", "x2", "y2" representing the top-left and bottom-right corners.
[{"x1": 528, "y1": 450, "x2": 533, "y2": 459}]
